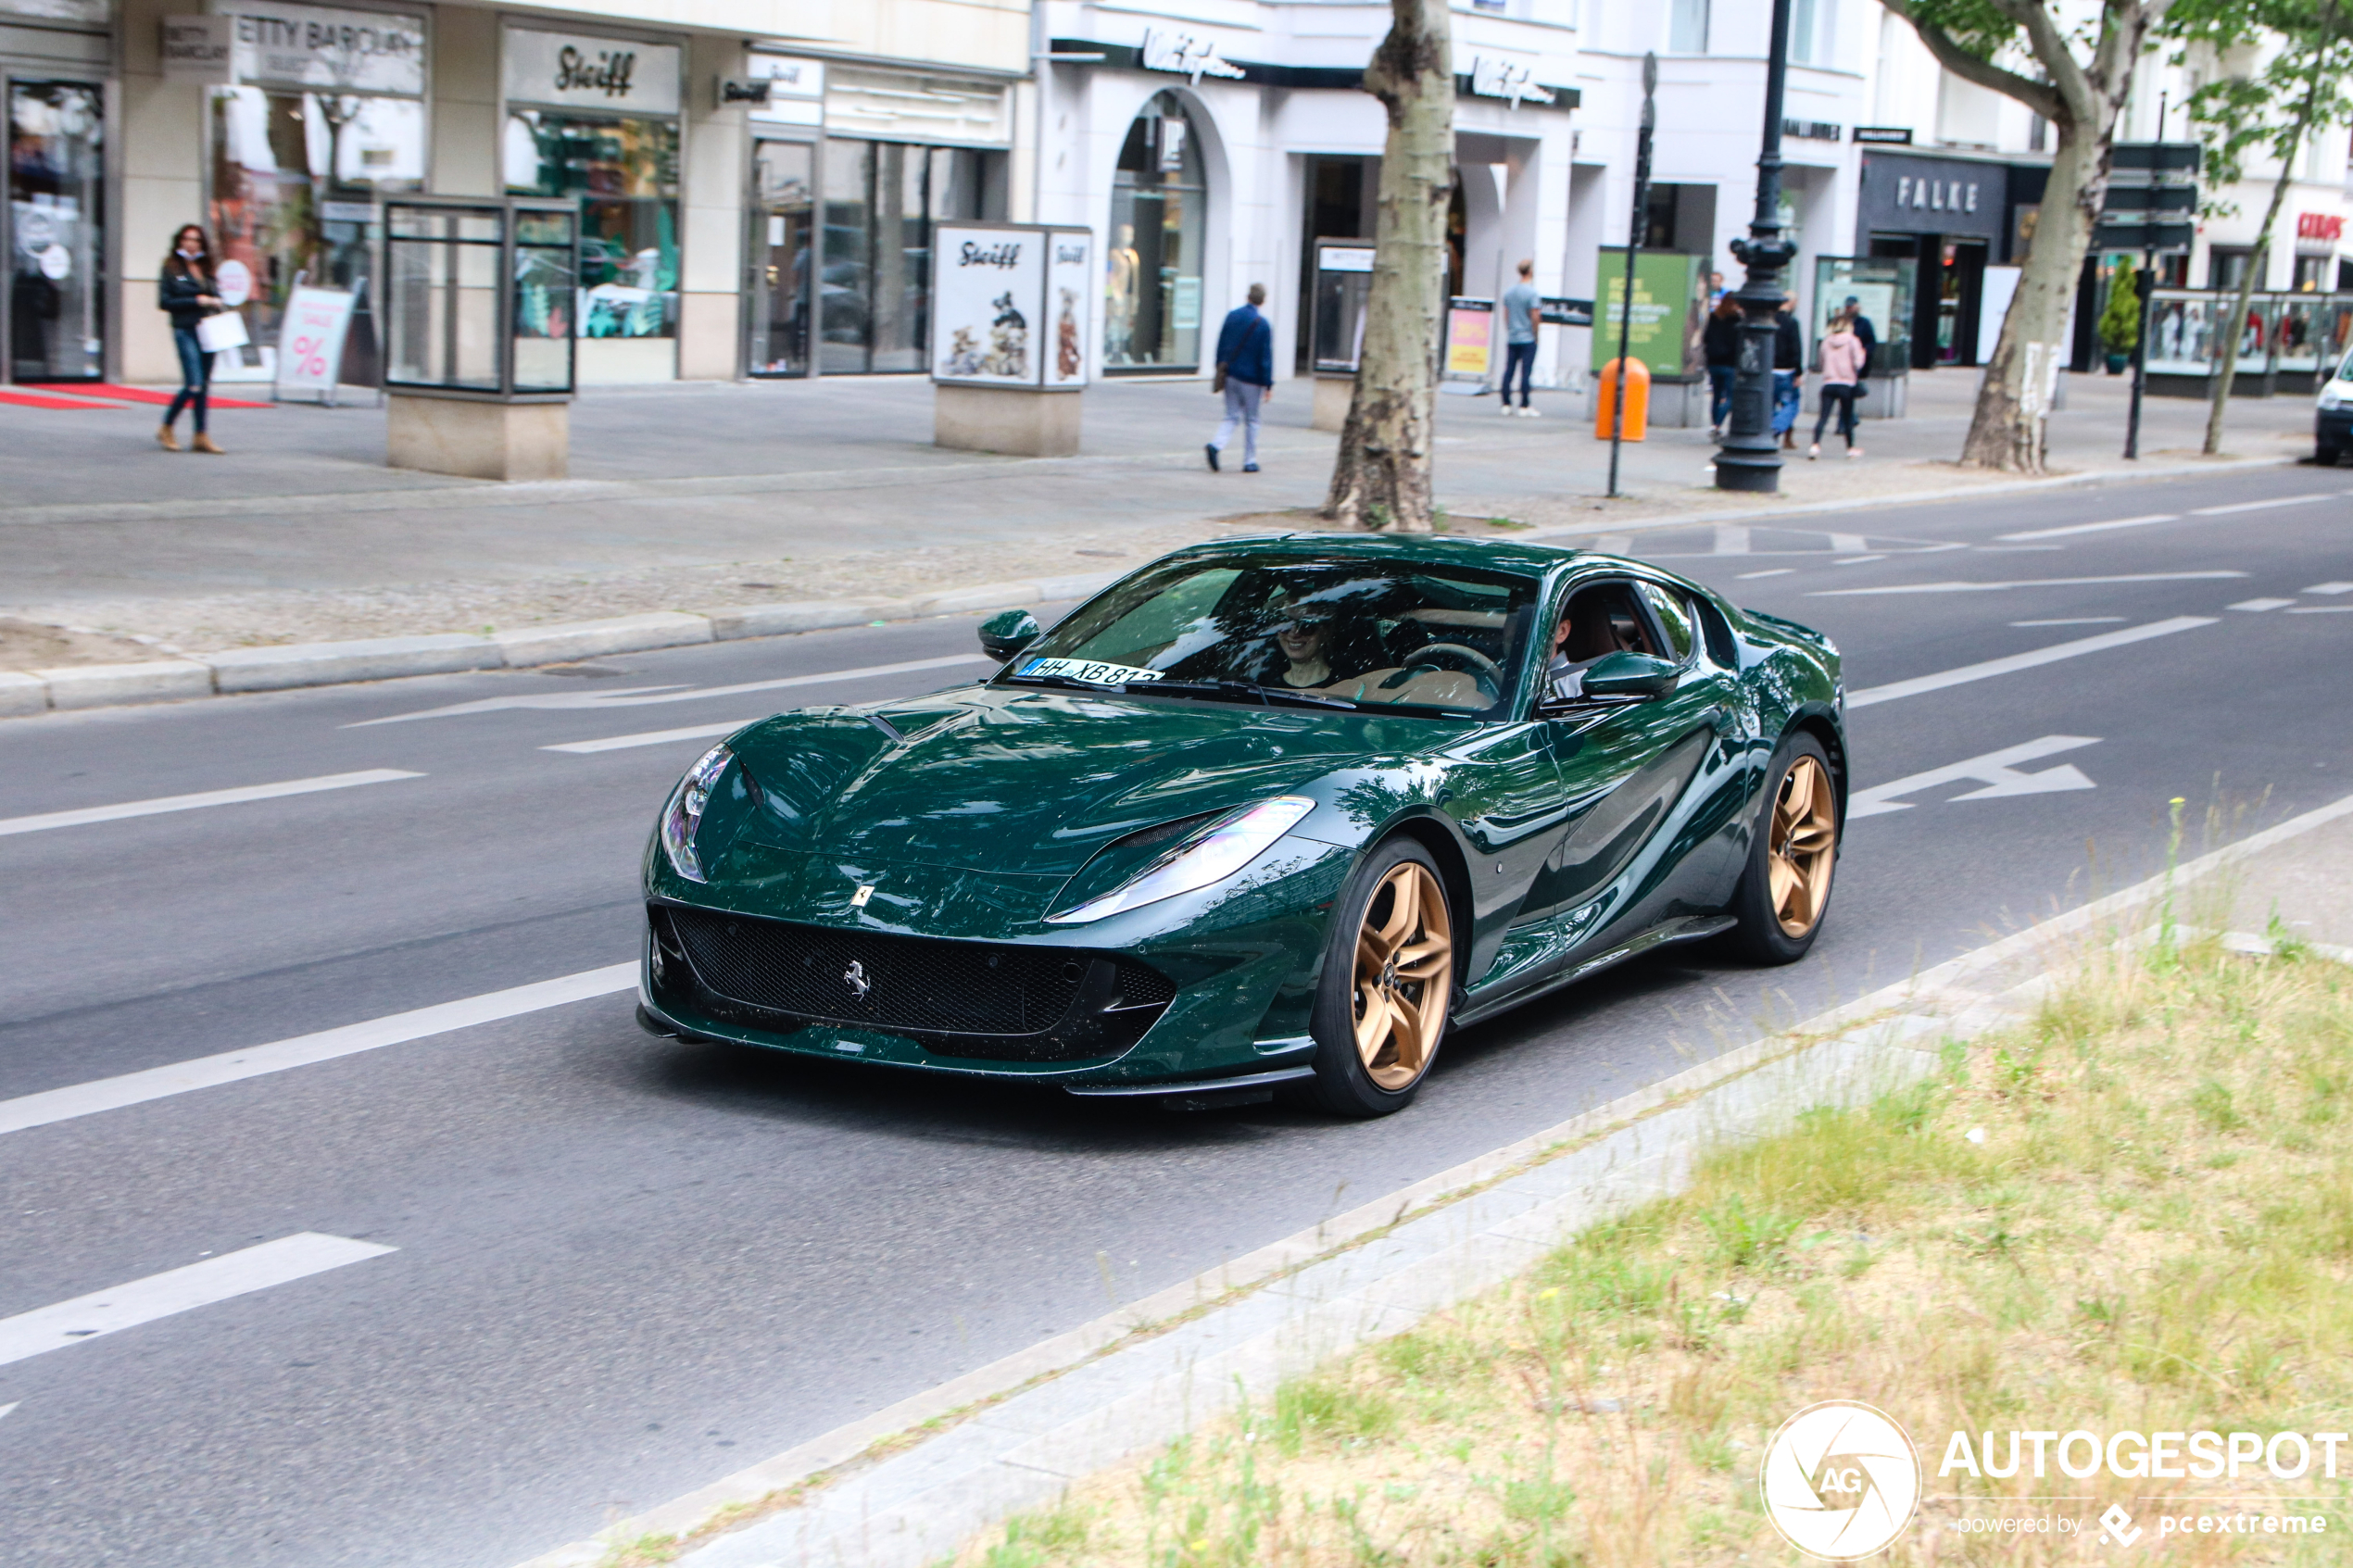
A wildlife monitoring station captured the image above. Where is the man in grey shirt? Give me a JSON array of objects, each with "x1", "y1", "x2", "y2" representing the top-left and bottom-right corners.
[{"x1": 1500, "y1": 258, "x2": 1540, "y2": 417}]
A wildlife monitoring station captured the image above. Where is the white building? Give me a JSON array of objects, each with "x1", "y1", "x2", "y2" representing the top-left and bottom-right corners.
[{"x1": 1030, "y1": 0, "x2": 1581, "y2": 391}]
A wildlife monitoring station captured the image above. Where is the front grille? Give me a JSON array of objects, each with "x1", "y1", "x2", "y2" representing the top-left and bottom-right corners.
[{"x1": 654, "y1": 904, "x2": 1175, "y2": 1062}]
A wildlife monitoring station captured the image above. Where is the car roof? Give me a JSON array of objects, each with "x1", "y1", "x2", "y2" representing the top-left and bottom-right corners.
[{"x1": 1164, "y1": 531, "x2": 1585, "y2": 576}]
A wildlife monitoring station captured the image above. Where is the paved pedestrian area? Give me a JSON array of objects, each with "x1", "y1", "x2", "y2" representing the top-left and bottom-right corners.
[{"x1": 0, "y1": 367, "x2": 2316, "y2": 666}]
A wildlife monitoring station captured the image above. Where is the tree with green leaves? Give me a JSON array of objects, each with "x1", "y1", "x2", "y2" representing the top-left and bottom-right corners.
[
  {"x1": 2171, "y1": 0, "x2": 2353, "y2": 453},
  {"x1": 1878, "y1": 0, "x2": 2178, "y2": 471},
  {"x1": 1325, "y1": 0, "x2": 1453, "y2": 532}
]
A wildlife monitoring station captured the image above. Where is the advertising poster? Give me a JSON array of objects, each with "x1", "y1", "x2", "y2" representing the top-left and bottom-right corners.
[
  {"x1": 1443, "y1": 298, "x2": 1494, "y2": 380},
  {"x1": 933, "y1": 224, "x2": 1047, "y2": 386},
  {"x1": 1593, "y1": 250, "x2": 1702, "y2": 377},
  {"x1": 1043, "y1": 229, "x2": 1092, "y2": 388},
  {"x1": 273, "y1": 281, "x2": 358, "y2": 401}
]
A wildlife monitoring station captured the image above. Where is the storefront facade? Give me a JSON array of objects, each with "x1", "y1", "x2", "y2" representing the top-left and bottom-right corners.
[
  {"x1": 1855, "y1": 147, "x2": 2028, "y2": 370},
  {"x1": 3, "y1": 0, "x2": 111, "y2": 384},
  {"x1": 106, "y1": 0, "x2": 1027, "y2": 386},
  {"x1": 1032, "y1": 2, "x2": 1580, "y2": 384}
]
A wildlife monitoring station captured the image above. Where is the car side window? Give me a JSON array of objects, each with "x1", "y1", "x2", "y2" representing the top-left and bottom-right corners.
[{"x1": 1636, "y1": 583, "x2": 1696, "y2": 663}]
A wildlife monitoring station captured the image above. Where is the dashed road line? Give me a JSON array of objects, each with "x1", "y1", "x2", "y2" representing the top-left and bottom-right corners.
[
  {"x1": 1846, "y1": 616, "x2": 2215, "y2": 709},
  {"x1": 0, "y1": 769, "x2": 422, "y2": 838},
  {"x1": 0, "y1": 1235, "x2": 396, "y2": 1368},
  {"x1": 2227, "y1": 598, "x2": 2296, "y2": 612},
  {"x1": 0, "y1": 964, "x2": 635, "y2": 1138},
  {"x1": 356, "y1": 654, "x2": 992, "y2": 726},
  {"x1": 544, "y1": 719, "x2": 757, "y2": 755},
  {"x1": 1737, "y1": 568, "x2": 1794, "y2": 580},
  {"x1": 1813, "y1": 571, "x2": 2246, "y2": 597},
  {"x1": 2010, "y1": 617, "x2": 2126, "y2": 627},
  {"x1": 1997, "y1": 512, "x2": 2178, "y2": 542},
  {"x1": 2189, "y1": 494, "x2": 2332, "y2": 516}
]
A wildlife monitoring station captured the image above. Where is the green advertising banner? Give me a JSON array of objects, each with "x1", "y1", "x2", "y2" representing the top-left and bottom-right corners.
[{"x1": 1593, "y1": 250, "x2": 1704, "y2": 378}]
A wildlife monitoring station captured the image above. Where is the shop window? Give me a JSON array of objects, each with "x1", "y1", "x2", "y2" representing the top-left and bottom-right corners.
[
  {"x1": 9, "y1": 81, "x2": 105, "y2": 383},
  {"x1": 1108, "y1": 93, "x2": 1207, "y2": 372},
  {"x1": 2292, "y1": 253, "x2": 2331, "y2": 292},
  {"x1": 506, "y1": 110, "x2": 679, "y2": 340},
  {"x1": 2208, "y1": 246, "x2": 2253, "y2": 293},
  {"x1": 749, "y1": 140, "x2": 813, "y2": 377},
  {"x1": 818, "y1": 139, "x2": 1000, "y2": 375},
  {"x1": 209, "y1": 86, "x2": 423, "y2": 373}
]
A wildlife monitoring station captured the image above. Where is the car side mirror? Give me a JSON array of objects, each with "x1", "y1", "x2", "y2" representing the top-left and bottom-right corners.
[
  {"x1": 1579, "y1": 649, "x2": 1679, "y2": 699},
  {"x1": 979, "y1": 608, "x2": 1042, "y2": 662}
]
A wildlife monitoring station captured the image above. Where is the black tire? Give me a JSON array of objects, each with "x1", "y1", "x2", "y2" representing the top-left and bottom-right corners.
[
  {"x1": 1297, "y1": 838, "x2": 1457, "y2": 1118},
  {"x1": 1727, "y1": 732, "x2": 1840, "y2": 965},
  {"x1": 2318, "y1": 440, "x2": 2343, "y2": 468}
]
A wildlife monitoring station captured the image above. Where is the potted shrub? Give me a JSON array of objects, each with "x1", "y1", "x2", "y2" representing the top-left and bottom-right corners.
[{"x1": 2099, "y1": 266, "x2": 2141, "y2": 374}]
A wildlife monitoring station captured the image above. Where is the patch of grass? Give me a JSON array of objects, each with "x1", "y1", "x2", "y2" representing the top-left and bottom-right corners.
[{"x1": 946, "y1": 937, "x2": 2353, "y2": 1566}]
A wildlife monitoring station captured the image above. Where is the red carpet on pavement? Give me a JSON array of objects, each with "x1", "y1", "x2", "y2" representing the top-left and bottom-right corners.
[
  {"x1": 53, "y1": 382, "x2": 278, "y2": 410},
  {"x1": 0, "y1": 387, "x2": 120, "y2": 409}
]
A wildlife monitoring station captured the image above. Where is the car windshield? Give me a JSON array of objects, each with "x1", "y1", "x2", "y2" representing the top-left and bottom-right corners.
[{"x1": 1003, "y1": 551, "x2": 1541, "y2": 717}]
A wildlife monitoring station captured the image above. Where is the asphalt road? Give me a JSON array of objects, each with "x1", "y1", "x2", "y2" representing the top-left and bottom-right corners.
[{"x1": 4, "y1": 465, "x2": 2350, "y2": 1567}]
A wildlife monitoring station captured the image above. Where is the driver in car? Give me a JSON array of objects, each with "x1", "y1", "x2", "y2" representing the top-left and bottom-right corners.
[
  {"x1": 1546, "y1": 609, "x2": 1603, "y2": 699},
  {"x1": 1273, "y1": 605, "x2": 1338, "y2": 689}
]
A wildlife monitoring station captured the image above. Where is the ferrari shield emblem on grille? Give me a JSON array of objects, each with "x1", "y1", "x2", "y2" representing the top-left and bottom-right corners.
[
  {"x1": 850, "y1": 884, "x2": 875, "y2": 908},
  {"x1": 843, "y1": 960, "x2": 872, "y2": 999}
]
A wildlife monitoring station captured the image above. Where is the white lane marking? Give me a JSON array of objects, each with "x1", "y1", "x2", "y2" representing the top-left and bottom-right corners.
[
  {"x1": 353, "y1": 655, "x2": 993, "y2": 726},
  {"x1": 1848, "y1": 736, "x2": 2099, "y2": 819},
  {"x1": 1833, "y1": 554, "x2": 1886, "y2": 565},
  {"x1": 1813, "y1": 571, "x2": 2246, "y2": 596},
  {"x1": 0, "y1": 770, "x2": 422, "y2": 839},
  {"x1": 1826, "y1": 533, "x2": 1871, "y2": 554},
  {"x1": 2287, "y1": 605, "x2": 2353, "y2": 614},
  {"x1": 0, "y1": 1402, "x2": 15, "y2": 1424},
  {"x1": 0, "y1": 964, "x2": 635, "y2": 1139},
  {"x1": 2306, "y1": 581, "x2": 2353, "y2": 595},
  {"x1": 1997, "y1": 512, "x2": 2177, "y2": 542},
  {"x1": 1713, "y1": 525, "x2": 1751, "y2": 555},
  {"x1": 1846, "y1": 617, "x2": 2215, "y2": 709},
  {"x1": 2189, "y1": 493, "x2": 2332, "y2": 516},
  {"x1": 0, "y1": 1235, "x2": 396, "y2": 1368},
  {"x1": 1737, "y1": 568, "x2": 1794, "y2": 580},
  {"x1": 544, "y1": 720, "x2": 758, "y2": 755},
  {"x1": 1594, "y1": 534, "x2": 1632, "y2": 555},
  {"x1": 2228, "y1": 597, "x2": 2296, "y2": 612},
  {"x1": 2010, "y1": 617, "x2": 2126, "y2": 627},
  {"x1": 1854, "y1": 738, "x2": 2098, "y2": 822}
]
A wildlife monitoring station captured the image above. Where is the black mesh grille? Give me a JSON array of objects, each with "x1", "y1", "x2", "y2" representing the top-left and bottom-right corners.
[{"x1": 655, "y1": 905, "x2": 1175, "y2": 1061}]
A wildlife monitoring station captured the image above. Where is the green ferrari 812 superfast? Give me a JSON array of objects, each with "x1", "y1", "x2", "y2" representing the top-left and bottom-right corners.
[{"x1": 637, "y1": 534, "x2": 1846, "y2": 1117}]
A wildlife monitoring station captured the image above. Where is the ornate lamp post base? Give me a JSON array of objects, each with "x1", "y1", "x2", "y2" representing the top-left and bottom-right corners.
[{"x1": 1714, "y1": 0, "x2": 1794, "y2": 495}]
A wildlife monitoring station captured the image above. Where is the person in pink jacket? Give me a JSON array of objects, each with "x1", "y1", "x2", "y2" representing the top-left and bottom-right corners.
[{"x1": 1810, "y1": 309, "x2": 1868, "y2": 459}]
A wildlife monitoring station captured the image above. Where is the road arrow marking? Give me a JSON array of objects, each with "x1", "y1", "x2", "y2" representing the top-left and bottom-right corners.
[
  {"x1": 1848, "y1": 736, "x2": 2100, "y2": 820},
  {"x1": 0, "y1": 1236, "x2": 396, "y2": 1368}
]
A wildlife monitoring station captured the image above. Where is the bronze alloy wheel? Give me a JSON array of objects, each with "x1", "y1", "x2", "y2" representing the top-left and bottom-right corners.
[
  {"x1": 1351, "y1": 860, "x2": 1453, "y2": 1090},
  {"x1": 1768, "y1": 755, "x2": 1838, "y2": 937}
]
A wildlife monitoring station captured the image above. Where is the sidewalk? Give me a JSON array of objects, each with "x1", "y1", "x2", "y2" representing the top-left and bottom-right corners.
[{"x1": 0, "y1": 367, "x2": 2316, "y2": 671}]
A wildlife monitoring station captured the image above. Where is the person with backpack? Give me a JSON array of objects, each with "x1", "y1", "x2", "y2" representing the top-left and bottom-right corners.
[
  {"x1": 157, "y1": 223, "x2": 226, "y2": 454},
  {"x1": 1206, "y1": 282, "x2": 1274, "y2": 472}
]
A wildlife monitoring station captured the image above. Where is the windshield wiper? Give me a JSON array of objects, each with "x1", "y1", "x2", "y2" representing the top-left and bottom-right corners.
[{"x1": 1141, "y1": 678, "x2": 1359, "y2": 711}]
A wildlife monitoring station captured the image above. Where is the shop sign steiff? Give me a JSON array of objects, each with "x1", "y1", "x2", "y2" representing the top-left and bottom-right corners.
[
  {"x1": 219, "y1": 1, "x2": 424, "y2": 95},
  {"x1": 1468, "y1": 56, "x2": 1554, "y2": 108},
  {"x1": 1139, "y1": 29, "x2": 1245, "y2": 85},
  {"x1": 747, "y1": 55, "x2": 823, "y2": 126},
  {"x1": 161, "y1": 16, "x2": 233, "y2": 84},
  {"x1": 503, "y1": 28, "x2": 682, "y2": 116}
]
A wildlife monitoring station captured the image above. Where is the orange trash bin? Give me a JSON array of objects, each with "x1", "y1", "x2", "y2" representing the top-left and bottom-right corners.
[{"x1": 1594, "y1": 357, "x2": 1651, "y2": 442}]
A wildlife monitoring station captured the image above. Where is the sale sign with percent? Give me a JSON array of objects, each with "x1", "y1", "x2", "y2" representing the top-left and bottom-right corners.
[{"x1": 274, "y1": 282, "x2": 359, "y2": 403}]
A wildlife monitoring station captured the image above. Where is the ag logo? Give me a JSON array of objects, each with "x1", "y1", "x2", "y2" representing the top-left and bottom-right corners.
[{"x1": 1759, "y1": 1401, "x2": 1920, "y2": 1561}]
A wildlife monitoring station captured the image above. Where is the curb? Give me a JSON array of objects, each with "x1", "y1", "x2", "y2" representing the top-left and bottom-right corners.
[
  {"x1": 0, "y1": 573, "x2": 1117, "y2": 720},
  {"x1": 1, "y1": 453, "x2": 2307, "y2": 721},
  {"x1": 510, "y1": 788, "x2": 2353, "y2": 1568}
]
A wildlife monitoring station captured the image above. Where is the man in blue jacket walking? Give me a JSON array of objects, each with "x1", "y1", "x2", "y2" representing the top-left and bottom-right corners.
[{"x1": 1206, "y1": 282, "x2": 1273, "y2": 472}]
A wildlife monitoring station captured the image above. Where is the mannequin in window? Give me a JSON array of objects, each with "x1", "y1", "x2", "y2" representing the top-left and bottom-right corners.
[{"x1": 1105, "y1": 223, "x2": 1140, "y2": 361}]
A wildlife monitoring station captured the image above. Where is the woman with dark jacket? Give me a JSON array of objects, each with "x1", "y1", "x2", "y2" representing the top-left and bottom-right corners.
[
  {"x1": 1702, "y1": 295, "x2": 1743, "y2": 435},
  {"x1": 157, "y1": 224, "x2": 225, "y2": 453}
]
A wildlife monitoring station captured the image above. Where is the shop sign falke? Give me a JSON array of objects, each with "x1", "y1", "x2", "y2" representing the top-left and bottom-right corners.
[{"x1": 503, "y1": 27, "x2": 681, "y2": 115}]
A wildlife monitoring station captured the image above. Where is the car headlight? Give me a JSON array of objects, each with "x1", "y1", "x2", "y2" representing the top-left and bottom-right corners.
[
  {"x1": 660, "y1": 743, "x2": 734, "y2": 883},
  {"x1": 2322, "y1": 383, "x2": 2347, "y2": 410},
  {"x1": 1047, "y1": 797, "x2": 1316, "y2": 924}
]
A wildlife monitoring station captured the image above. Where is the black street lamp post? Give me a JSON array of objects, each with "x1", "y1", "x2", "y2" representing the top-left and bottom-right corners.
[{"x1": 1716, "y1": 0, "x2": 1795, "y2": 493}]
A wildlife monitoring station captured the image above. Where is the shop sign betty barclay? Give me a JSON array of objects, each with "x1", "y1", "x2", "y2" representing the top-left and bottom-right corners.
[
  {"x1": 503, "y1": 28, "x2": 680, "y2": 115},
  {"x1": 220, "y1": 0, "x2": 424, "y2": 94}
]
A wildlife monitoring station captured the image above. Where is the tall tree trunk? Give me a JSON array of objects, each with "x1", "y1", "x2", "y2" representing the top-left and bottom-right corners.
[
  {"x1": 1959, "y1": 120, "x2": 2106, "y2": 472},
  {"x1": 1325, "y1": 0, "x2": 1453, "y2": 532}
]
